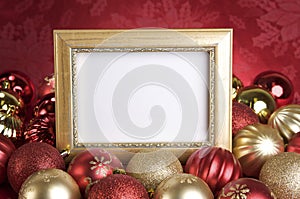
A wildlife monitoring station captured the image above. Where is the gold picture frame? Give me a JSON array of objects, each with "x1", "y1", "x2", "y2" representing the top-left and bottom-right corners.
[{"x1": 54, "y1": 29, "x2": 232, "y2": 163}]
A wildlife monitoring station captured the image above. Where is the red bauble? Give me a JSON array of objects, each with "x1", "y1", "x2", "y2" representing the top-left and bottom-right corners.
[
  {"x1": 0, "y1": 71, "x2": 35, "y2": 105},
  {"x1": 253, "y1": 71, "x2": 294, "y2": 107},
  {"x1": 7, "y1": 142, "x2": 65, "y2": 192},
  {"x1": 286, "y1": 132, "x2": 300, "y2": 153},
  {"x1": 218, "y1": 178, "x2": 276, "y2": 199},
  {"x1": 232, "y1": 101, "x2": 259, "y2": 136},
  {"x1": 68, "y1": 148, "x2": 124, "y2": 197},
  {"x1": 0, "y1": 182, "x2": 17, "y2": 199},
  {"x1": 185, "y1": 146, "x2": 242, "y2": 195},
  {"x1": 33, "y1": 92, "x2": 55, "y2": 119},
  {"x1": 37, "y1": 74, "x2": 55, "y2": 100},
  {"x1": 0, "y1": 134, "x2": 15, "y2": 184},
  {"x1": 87, "y1": 174, "x2": 149, "y2": 199},
  {"x1": 24, "y1": 115, "x2": 55, "y2": 146}
]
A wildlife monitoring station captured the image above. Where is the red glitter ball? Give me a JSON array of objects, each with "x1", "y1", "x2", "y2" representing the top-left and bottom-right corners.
[
  {"x1": 232, "y1": 101, "x2": 259, "y2": 136},
  {"x1": 7, "y1": 142, "x2": 65, "y2": 192},
  {"x1": 87, "y1": 174, "x2": 149, "y2": 199}
]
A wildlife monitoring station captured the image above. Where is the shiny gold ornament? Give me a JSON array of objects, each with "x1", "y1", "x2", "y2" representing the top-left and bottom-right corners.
[
  {"x1": 236, "y1": 86, "x2": 276, "y2": 123},
  {"x1": 18, "y1": 168, "x2": 81, "y2": 199},
  {"x1": 232, "y1": 75, "x2": 244, "y2": 99},
  {"x1": 233, "y1": 123, "x2": 284, "y2": 178},
  {"x1": 259, "y1": 152, "x2": 300, "y2": 199},
  {"x1": 268, "y1": 104, "x2": 300, "y2": 142},
  {"x1": 126, "y1": 150, "x2": 183, "y2": 191},
  {"x1": 154, "y1": 173, "x2": 213, "y2": 199},
  {"x1": 0, "y1": 81, "x2": 25, "y2": 139}
]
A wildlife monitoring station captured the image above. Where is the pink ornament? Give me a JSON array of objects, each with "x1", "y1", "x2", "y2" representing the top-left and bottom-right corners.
[
  {"x1": 185, "y1": 146, "x2": 242, "y2": 196},
  {"x1": 68, "y1": 148, "x2": 124, "y2": 197}
]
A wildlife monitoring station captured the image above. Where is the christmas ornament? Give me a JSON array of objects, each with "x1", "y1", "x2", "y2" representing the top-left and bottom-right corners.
[
  {"x1": 87, "y1": 174, "x2": 149, "y2": 199},
  {"x1": 0, "y1": 71, "x2": 35, "y2": 105},
  {"x1": 33, "y1": 92, "x2": 55, "y2": 119},
  {"x1": 232, "y1": 101, "x2": 259, "y2": 136},
  {"x1": 37, "y1": 73, "x2": 55, "y2": 100},
  {"x1": 232, "y1": 75, "x2": 243, "y2": 99},
  {"x1": 235, "y1": 86, "x2": 276, "y2": 123},
  {"x1": 7, "y1": 142, "x2": 65, "y2": 192},
  {"x1": 154, "y1": 173, "x2": 213, "y2": 199},
  {"x1": 19, "y1": 168, "x2": 81, "y2": 199},
  {"x1": 23, "y1": 114, "x2": 55, "y2": 146},
  {"x1": 217, "y1": 178, "x2": 276, "y2": 199},
  {"x1": 0, "y1": 81, "x2": 25, "y2": 140},
  {"x1": 0, "y1": 183, "x2": 17, "y2": 199},
  {"x1": 126, "y1": 150, "x2": 183, "y2": 191},
  {"x1": 268, "y1": 104, "x2": 300, "y2": 142},
  {"x1": 286, "y1": 132, "x2": 300, "y2": 153},
  {"x1": 185, "y1": 146, "x2": 242, "y2": 195},
  {"x1": 0, "y1": 134, "x2": 15, "y2": 184},
  {"x1": 253, "y1": 71, "x2": 294, "y2": 107},
  {"x1": 259, "y1": 152, "x2": 300, "y2": 199},
  {"x1": 233, "y1": 123, "x2": 284, "y2": 178},
  {"x1": 68, "y1": 148, "x2": 124, "y2": 197}
]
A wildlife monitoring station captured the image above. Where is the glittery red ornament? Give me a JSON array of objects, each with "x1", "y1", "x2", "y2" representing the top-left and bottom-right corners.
[
  {"x1": 37, "y1": 74, "x2": 55, "y2": 100},
  {"x1": 254, "y1": 71, "x2": 294, "y2": 107},
  {"x1": 0, "y1": 134, "x2": 15, "y2": 184},
  {"x1": 33, "y1": 92, "x2": 55, "y2": 119},
  {"x1": 286, "y1": 132, "x2": 300, "y2": 153},
  {"x1": 7, "y1": 142, "x2": 65, "y2": 192},
  {"x1": 87, "y1": 174, "x2": 149, "y2": 199},
  {"x1": 185, "y1": 146, "x2": 242, "y2": 196},
  {"x1": 24, "y1": 115, "x2": 55, "y2": 146},
  {"x1": 232, "y1": 101, "x2": 259, "y2": 136},
  {"x1": 68, "y1": 148, "x2": 124, "y2": 197},
  {"x1": 0, "y1": 71, "x2": 35, "y2": 105},
  {"x1": 218, "y1": 178, "x2": 276, "y2": 199}
]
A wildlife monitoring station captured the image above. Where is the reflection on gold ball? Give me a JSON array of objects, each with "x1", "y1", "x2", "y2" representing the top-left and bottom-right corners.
[
  {"x1": 154, "y1": 173, "x2": 213, "y2": 199},
  {"x1": 232, "y1": 75, "x2": 244, "y2": 99},
  {"x1": 126, "y1": 150, "x2": 183, "y2": 191},
  {"x1": 236, "y1": 86, "x2": 276, "y2": 123},
  {"x1": 19, "y1": 168, "x2": 81, "y2": 199},
  {"x1": 259, "y1": 152, "x2": 300, "y2": 199}
]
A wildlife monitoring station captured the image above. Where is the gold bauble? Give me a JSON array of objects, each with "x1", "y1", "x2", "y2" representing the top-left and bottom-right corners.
[
  {"x1": 154, "y1": 173, "x2": 213, "y2": 199},
  {"x1": 19, "y1": 169, "x2": 81, "y2": 199},
  {"x1": 232, "y1": 75, "x2": 244, "y2": 99},
  {"x1": 236, "y1": 86, "x2": 276, "y2": 123},
  {"x1": 126, "y1": 150, "x2": 183, "y2": 191},
  {"x1": 233, "y1": 123, "x2": 284, "y2": 178},
  {"x1": 259, "y1": 152, "x2": 300, "y2": 199},
  {"x1": 268, "y1": 104, "x2": 300, "y2": 142}
]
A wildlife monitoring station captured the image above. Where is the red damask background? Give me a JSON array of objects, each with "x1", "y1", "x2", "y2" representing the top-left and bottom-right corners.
[{"x1": 0, "y1": 0, "x2": 299, "y2": 103}]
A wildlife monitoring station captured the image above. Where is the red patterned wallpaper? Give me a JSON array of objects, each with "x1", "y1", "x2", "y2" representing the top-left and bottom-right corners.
[{"x1": 0, "y1": 0, "x2": 299, "y2": 103}]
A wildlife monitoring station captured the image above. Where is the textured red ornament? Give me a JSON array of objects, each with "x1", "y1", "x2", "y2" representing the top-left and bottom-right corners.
[
  {"x1": 217, "y1": 178, "x2": 276, "y2": 199},
  {"x1": 0, "y1": 134, "x2": 15, "y2": 184},
  {"x1": 68, "y1": 148, "x2": 124, "y2": 197},
  {"x1": 253, "y1": 71, "x2": 294, "y2": 107},
  {"x1": 0, "y1": 71, "x2": 35, "y2": 105},
  {"x1": 37, "y1": 74, "x2": 55, "y2": 100},
  {"x1": 0, "y1": 182, "x2": 18, "y2": 199},
  {"x1": 7, "y1": 142, "x2": 65, "y2": 192},
  {"x1": 33, "y1": 92, "x2": 55, "y2": 119},
  {"x1": 87, "y1": 174, "x2": 149, "y2": 199},
  {"x1": 185, "y1": 146, "x2": 242, "y2": 195},
  {"x1": 286, "y1": 132, "x2": 300, "y2": 153},
  {"x1": 23, "y1": 115, "x2": 55, "y2": 146},
  {"x1": 232, "y1": 101, "x2": 259, "y2": 136}
]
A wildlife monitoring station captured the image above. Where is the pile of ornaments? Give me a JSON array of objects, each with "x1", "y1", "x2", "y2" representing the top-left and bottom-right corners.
[{"x1": 0, "y1": 70, "x2": 299, "y2": 199}]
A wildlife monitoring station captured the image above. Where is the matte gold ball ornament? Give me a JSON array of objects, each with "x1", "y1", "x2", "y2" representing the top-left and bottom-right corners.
[
  {"x1": 235, "y1": 86, "x2": 276, "y2": 123},
  {"x1": 19, "y1": 168, "x2": 81, "y2": 199},
  {"x1": 233, "y1": 123, "x2": 284, "y2": 178},
  {"x1": 126, "y1": 150, "x2": 183, "y2": 191},
  {"x1": 268, "y1": 104, "x2": 300, "y2": 142},
  {"x1": 154, "y1": 173, "x2": 214, "y2": 199},
  {"x1": 259, "y1": 152, "x2": 300, "y2": 199}
]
